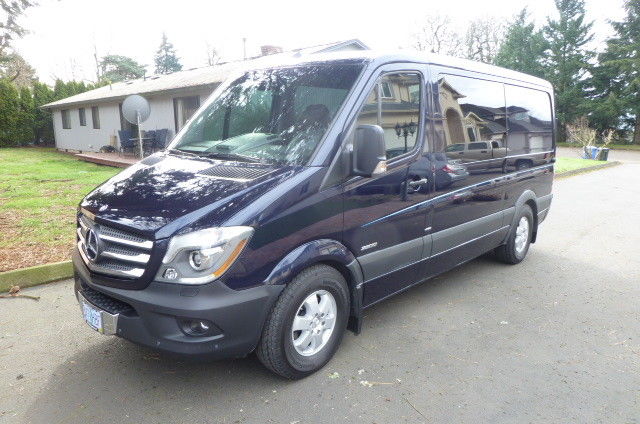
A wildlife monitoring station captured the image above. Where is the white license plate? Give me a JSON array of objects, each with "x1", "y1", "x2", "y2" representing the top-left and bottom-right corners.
[{"x1": 82, "y1": 301, "x2": 103, "y2": 333}]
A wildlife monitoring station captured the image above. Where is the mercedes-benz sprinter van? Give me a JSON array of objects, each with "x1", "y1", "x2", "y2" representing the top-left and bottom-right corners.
[{"x1": 74, "y1": 51, "x2": 554, "y2": 379}]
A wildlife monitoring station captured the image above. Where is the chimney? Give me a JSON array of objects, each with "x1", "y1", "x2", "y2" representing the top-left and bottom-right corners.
[{"x1": 260, "y1": 45, "x2": 283, "y2": 56}]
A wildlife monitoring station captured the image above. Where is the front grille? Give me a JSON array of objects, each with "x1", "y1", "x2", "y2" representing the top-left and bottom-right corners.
[
  {"x1": 77, "y1": 214, "x2": 153, "y2": 279},
  {"x1": 198, "y1": 165, "x2": 274, "y2": 181},
  {"x1": 81, "y1": 286, "x2": 134, "y2": 315}
]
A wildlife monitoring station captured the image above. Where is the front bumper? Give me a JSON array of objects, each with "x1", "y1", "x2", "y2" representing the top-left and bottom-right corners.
[{"x1": 73, "y1": 249, "x2": 283, "y2": 359}]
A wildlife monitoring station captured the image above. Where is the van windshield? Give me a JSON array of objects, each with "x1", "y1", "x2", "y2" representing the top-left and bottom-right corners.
[{"x1": 171, "y1": 63, "x2": 363, "y2": 165}]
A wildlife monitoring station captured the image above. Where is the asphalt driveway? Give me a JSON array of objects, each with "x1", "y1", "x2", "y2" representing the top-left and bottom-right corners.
[{"x1": 1, "y1": 161, "x2": 639, "y2": 423}]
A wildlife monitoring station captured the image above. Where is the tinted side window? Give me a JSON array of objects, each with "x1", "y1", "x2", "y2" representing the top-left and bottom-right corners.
[
  {"x1": 505, "y1": 85, "x2": 553, "y2": 154},
  {"x1": 436, "y1": 75, "x2": 505, "y2": 163},
  {"x1": 354, "y1": 73, "x2": 421, "y2": 159}
]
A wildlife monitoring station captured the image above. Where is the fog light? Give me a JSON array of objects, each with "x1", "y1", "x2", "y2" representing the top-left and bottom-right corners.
[
  {"x1": 179, "y1": 318, "x2": 218, "y2": 337},
  {"x1": 163, "y1": 268, "x2": 178, "y2": 280}
]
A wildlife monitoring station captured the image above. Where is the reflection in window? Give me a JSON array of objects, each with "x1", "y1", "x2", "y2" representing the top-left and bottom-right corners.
[
  {"x1": 437, "y1": 75, "x2": 506, "y2": 163},
  {"x1": 173, "y1": 64, "x2": 363, "y2": 165},
  {"x1": 380, "y1": 82, "x2": 394, "y2": 98},
  {"x1": 354, "y1": 73, "x2": 422, "y2": 159},
  {"x1": 174, "y1": 96, "x2": 201, "y2": 132},
  {"x1": 505, "y1": 85, "x2": 553, "y2": 154}
]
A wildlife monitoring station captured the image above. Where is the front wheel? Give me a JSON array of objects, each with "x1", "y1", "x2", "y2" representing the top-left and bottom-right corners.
[
  {"x1": 495, "y1": 205, "x2": 534, "y2": 264},
  {"x1": 256, "y1": 264, "x2": 350, "y2": 379}
]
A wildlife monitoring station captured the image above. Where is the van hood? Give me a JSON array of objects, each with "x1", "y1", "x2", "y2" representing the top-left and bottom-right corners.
[{"x1": 80, "y1": 153, "x2": 299, "y2": 239}]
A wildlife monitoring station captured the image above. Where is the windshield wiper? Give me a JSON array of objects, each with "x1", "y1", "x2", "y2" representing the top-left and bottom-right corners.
[
  {"x1": 168, "y1": 148, "x2": 199, "y2": 158},
  {"x1": 200, "y1": 152, "x2": 261, "y2": 163}
]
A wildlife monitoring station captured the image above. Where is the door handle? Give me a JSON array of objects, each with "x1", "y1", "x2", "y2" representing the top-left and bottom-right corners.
[{"x1": 408, "y1": 178, "x2": 429, "y2": 188}]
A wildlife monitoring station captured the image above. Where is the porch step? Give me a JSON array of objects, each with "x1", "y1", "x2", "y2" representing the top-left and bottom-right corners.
[{"x1": 75, "y1": 153, "x2": 138, "y2": 168}]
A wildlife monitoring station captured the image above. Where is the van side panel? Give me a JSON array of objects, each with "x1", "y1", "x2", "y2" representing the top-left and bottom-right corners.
[{"x1": 364, "y1": 63, "x2": 555, "y2": 307}]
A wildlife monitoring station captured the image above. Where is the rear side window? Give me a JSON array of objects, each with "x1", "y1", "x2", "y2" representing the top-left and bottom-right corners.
[
  {"x1": 468, "y1": 142, "x2": 488, "y2": 150},
  {"x1": 353, "y1": 73, "x2": 422, "y2": 159},
  {"x1": 504, "y1": 85, "x2": 553, "y2": 154},
  {"x1": 435, "y1": 74, "x2": 505, "y2": 163}
]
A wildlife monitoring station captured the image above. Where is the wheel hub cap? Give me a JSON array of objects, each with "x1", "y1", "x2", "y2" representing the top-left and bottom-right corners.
[
  {"x1": 514, "y1": 216, "x2": 530, "y2": 254},
  {"x1": 291, "y1": 290, "x2": 337, "y2": 356}
]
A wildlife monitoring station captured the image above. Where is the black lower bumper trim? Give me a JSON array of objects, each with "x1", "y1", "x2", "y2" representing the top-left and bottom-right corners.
[{"x1": 73, "y1": 249, "x2": 284, "y2": 359}]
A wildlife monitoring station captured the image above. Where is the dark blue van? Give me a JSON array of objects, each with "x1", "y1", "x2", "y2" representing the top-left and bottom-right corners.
[{"x1": 74, "y1": 51, "x2": 554, "y2": 379}]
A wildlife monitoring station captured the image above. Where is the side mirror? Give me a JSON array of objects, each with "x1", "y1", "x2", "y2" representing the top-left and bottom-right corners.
[{"x1": 352, "y1": 124, "x2": 387, "y2": 177}]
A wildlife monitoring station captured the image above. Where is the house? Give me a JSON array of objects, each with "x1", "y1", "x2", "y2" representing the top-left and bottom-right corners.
[{"x1": 41, "y1": 39, "x2": 368, "y2": 153}]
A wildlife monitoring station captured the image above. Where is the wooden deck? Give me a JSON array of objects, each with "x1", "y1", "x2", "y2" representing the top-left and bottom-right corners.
[{"x1": 75, "y1": 152, "x2": 139, "y2": 168}]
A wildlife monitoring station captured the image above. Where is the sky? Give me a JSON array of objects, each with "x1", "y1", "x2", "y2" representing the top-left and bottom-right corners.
[{"x1": 10, "y1": 0, "x2": 627, "y2": 85}]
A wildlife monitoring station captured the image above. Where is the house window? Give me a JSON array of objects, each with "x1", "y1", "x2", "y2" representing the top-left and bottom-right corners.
[
  {"x1": 173, "y1": 96, "x2": 200, "y2": 132},
  {"x1": 466, "y1": 126, "x2": 477, "y2": 141},
  {"x1": 79, "y1": 108, "x2": 86, "y2": 126},
  {"x1": 61, "y1": 110, "x2": 71, "y2": 129},
  {"x1": 380, "y1": 81, "x2": 393, "y2": 99},
  {"x1": 91, "y1": 106, "x2": 100, "y2": 129}
]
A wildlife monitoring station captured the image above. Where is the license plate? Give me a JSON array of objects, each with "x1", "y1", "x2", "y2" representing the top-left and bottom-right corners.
[{"x1": 82, "y1": 301, "x2": 103, "y2": 333}]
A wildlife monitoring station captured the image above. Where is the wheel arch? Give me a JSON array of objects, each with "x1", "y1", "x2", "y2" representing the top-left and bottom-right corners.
[
  {"x1": 507, "y1": 190, "x2": 539, "y2": 244},
  {"x1": 264, "y1": 239, "x2": 365, "y2": 334}
]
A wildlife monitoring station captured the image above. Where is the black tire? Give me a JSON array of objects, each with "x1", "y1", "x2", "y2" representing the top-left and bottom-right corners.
[
  {"x1": 256, "y1": 264, "x2": 350, "y2": 379},
  {"x1": 495, "y1": 204, "x2": 534, "y2": 264}
]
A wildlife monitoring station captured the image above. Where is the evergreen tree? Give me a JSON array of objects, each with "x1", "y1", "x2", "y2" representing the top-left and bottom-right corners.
[
  {"x1": 154, "y1": 33, "x2": 182, "y2": 74},
  {"x1": 543, "y1": 0, "x2": 595, "y2": 141},
  {"x1": 494, "y1": 8, "x2": 548, "y2": 78},
  {"x1": 0, "y1": 79, "x2": 20, "y2": 147},
  {"x1": 99, "y1": 55, "x2": 146, "y2": 83},
  {"x1": 32, "y1": 81, "x2": 54, "y2": 144},
  {"x1": 596, "y1": 0, "x2": 640, "y2": 143},
  {"x1": 16, "y1": 85, "x2": 34, "y2": 144},
  {"x1": 53, "y1": 79, "x2": 69, "y2": 99}
]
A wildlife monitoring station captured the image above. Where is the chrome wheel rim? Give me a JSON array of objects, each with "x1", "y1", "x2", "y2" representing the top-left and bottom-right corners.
[
  {"x1": 291, "y1": 290, "x2": 337, "y2": 356},
  {"x1": 514, "y1": 216, "x2": 530, "y2": 254}
]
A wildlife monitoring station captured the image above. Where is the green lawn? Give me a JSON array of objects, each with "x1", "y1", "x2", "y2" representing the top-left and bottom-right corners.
[
  {"x1": 556, "y1": 142, "x2": 640, "y2": 151},
  {"x1": 555, "y1": 157, "x2": 608, "y2": 174},
  {"x1": 0, "y1": 148, "x2": 120, "y2": 272}
]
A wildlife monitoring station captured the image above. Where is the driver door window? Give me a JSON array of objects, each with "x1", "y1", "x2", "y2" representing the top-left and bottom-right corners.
[{"x1": 354, "y1": 73, "x2": 422, "y2": 159}]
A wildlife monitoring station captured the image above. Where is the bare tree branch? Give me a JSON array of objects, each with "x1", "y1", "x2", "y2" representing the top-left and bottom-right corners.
[{"x1": 412, "y1": 15, "x2": 463, "y2": 57}]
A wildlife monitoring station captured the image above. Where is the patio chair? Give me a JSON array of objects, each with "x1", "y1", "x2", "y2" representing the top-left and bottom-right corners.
[
  {"x1": 118, "y1": 130, "x2": 135, "y2": 155},
  {"x1": 143, "y1": 130, "x2": 156, "y2": 156},
  {"x1": 153, "y1": 129, "x2": 170, "y2": 152}
]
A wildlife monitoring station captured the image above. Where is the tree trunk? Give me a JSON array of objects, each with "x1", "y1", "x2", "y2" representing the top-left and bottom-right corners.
[{"x1": 634, "y1": 115, "x2": 640, "y2": 145}]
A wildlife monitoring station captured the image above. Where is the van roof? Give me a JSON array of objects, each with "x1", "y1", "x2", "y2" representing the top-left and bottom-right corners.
[{"x1": 249, "y1": 49, "x2": 553, "y2": 91}]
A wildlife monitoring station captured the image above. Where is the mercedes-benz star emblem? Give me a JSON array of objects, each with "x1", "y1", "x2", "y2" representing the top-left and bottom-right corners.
[{"x1": 86, "y1": 229, "x2": 99, "y2": 261}]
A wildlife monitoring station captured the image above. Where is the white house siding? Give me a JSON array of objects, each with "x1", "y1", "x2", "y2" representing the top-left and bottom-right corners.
[
  {"x1": 52, "y1": 87, "x2": 215, "y2": 152},
  {"x1": 53, "y1": 103, "x2": 122, "y2": 152}
]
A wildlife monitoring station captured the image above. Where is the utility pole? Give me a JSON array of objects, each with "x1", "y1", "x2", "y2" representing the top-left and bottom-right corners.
[{"x1": 242, "y1": 37, "x2": 247, "y2": 60}]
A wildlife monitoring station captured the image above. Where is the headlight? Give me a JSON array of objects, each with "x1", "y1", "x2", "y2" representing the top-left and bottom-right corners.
[{"x1": 155, "y1": 226, "x2": 253, "y2": 285}]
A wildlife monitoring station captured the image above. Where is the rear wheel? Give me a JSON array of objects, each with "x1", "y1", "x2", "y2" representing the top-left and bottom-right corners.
[
  {"x1": 495, "y1": 204, "x2": 534, "y2": 264},
  {"x1": 256, "y1": 264, "x2": 349, "y2": 379}
]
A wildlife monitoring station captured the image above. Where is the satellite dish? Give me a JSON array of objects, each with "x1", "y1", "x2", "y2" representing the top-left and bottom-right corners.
[
  {"x1": 121, "y1": 95, "x2": 150, "y2": 158},
  {"x1": 122, "y1": 94, "x2": 150, "y2": 125}
]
